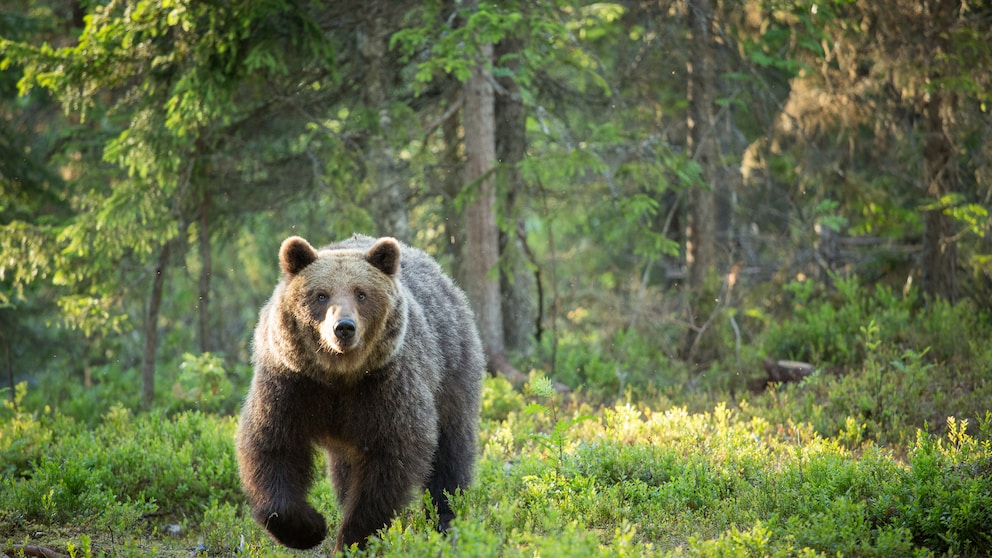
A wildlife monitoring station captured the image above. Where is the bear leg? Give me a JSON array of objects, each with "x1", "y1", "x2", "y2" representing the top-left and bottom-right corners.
[
  {"x1": 426, "y1": 429, "x2": 475, "y2": 532},
  {"x1": 237, "y1": 380, "x2": 328, "y2": 550},
  {"x1": 241, "y1": 450, "x2": 328, "y2": 550},
  {"x1": 240, "y1": 446, "x2": 328, "y2": 550},
  {"x1": 253, "y1": 500, "x2": 327, "y2": 550},
  {"x1": 328, "y1": 454, "x2": 352, "y2": 507},
  {"x1": 333, "y1": 454, "x2": 429, "y2": 553}
]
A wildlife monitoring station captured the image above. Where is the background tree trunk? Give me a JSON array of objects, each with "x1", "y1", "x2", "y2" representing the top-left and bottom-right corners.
[
  {"x1": 685, "y1": 0, "x2": 718, "y2": 290},
  {"x1": 461, "y1": 40, "x2": 524, "y2": 382},
  {"x1": 197, "y1": 190, "x2": 212, "y2": 354},
  {"x1": 918, "y1": 0, "x2": 962, "y2": 302},
  {"x1": 1, "y1": 325, "x2": 12, "y2": 403},
  {"x1": 441, "y1": 84, "x2": 465, "y2": 272},
  {"x1": 920, "y1": 92, "x2": 959, "y2": 302},
  {"x1": 141, "y1": 240, "x2": 173, "y2": 408},
  {"x1": 495, "y1": 36, "x2": 537, "y2": 360},
  {"x1": 359, "y1": 9, "x2": 410, "y2": 243}
]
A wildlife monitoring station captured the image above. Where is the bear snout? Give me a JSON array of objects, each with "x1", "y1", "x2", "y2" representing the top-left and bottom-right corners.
[
  {"x1": 334, "y1": 319, "x2": 357, "y2": 341},
  {"x1": 318, "y1": 316, "x2": 360, "y2": 353}
]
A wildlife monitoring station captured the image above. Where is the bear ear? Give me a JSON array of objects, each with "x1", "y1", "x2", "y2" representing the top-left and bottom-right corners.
[
  {"x1": 279, "y1": 236, "x2": 319, "y2": 276},
  {"x1": 366, "y1": 237, "x2": 401, "y2": 276}
]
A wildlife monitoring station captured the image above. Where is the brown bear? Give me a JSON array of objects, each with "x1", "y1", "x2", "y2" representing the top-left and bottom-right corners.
[{"x1": 236, "y1": 234, "x2": 484, "y2": 553}]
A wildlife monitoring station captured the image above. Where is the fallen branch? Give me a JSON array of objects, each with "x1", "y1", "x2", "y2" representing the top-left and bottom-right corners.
[
  {"x1": 763, "y1": 358, "x2": 815, "y2": 383},
  {"x1": 2, "y1": 545, "x2": 70, "y2": 558}
]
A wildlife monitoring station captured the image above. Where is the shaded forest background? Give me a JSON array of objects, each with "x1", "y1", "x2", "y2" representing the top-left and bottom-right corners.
[{"x1": 2, "y1": 0, "x2": 992, "y2": 416}]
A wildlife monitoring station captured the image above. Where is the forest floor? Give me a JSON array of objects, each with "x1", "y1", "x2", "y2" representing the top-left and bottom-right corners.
[{"x1": 2, "y1": 375, "x2": 991, "y2": 557}]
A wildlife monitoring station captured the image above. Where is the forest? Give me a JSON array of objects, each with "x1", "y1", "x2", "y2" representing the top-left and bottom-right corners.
[{"x1": 1, "y1": 0, "x2": 992, "y2": 556}]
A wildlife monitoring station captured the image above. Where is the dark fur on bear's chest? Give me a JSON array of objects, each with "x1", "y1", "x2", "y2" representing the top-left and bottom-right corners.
[
  {"x1": 281, "y1": 368, "x2": 439, "y2": 455},
  {"x1": 236, "y1": 235, "x2": 483, "y2": 553}
]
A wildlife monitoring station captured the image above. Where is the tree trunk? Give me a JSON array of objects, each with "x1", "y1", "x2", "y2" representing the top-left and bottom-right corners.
[
  {"x1": 441, "y1": 84, "x2": 465, "y2": 275},
  {"x1": 685, "y1": 0, "x2": 718, "y2": 290},
  {"x1": 920, "y1": 91, "x2": 959, "y2": 302},
  {"x1": 461, "y1": 39, "x2": 524, "y2": 383},
  {"x1": 359, "y1": 11, "x2": 410, "y2": 242},
  {"x1": 462, "y1": 41, "x2": 501, "y2": 361},
  {"x1": 494, "y1": 36, "x2": 536, "y2": 359},
  {"x1": 1, "y1": 325, "x2": 12, "y2": 403},
  {"x1": 197, "y1": 191, "x2": 212, "y2": 353},
  {"x1": 141, "y1": 240, "x2": 173, "y2": 408},
  {"x1": 918, "y1": 0, "x2": 961, "y2": 303}
]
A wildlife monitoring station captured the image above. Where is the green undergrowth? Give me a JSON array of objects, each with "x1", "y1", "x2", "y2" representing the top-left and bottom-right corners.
[
  {"x1": 2, "y1": 376, "x2": 991, "y2": 557},
  {"x1": 749, "y1": 313, "x2": 992, "y2": 448}
]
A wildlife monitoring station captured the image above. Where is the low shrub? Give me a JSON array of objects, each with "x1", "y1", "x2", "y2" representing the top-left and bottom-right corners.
[
  {"x1": 2, "y1": 338, "x2": 990, "y2": 556},
  {"x1": 1, "y1": 393, "x2": 240, "y2": 533}
]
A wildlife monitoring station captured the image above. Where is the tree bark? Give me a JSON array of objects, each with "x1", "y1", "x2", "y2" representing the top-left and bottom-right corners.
[
  {"x1": 441, "y1": 84, "x2": 465, "y2": 274},
  {"x1": 141, "y1": 240, "x2": 173, "y2": 408},
  {"x1": 1, "y1": 325, "x2": 12, "y2": 403},
  {"x1": 685, "y1": 0, "x2": 718, "y2": 290},
  {"x1": 461, "y1": 40, "x2": 524, "y2": 382},
  {"x1": 918, "y1": 0, "x2": 961, "y2": 303},
  {"x1": 197, "y1": 190, "x2": 212, "y2": 353},
  {"x1": 920, "y1": 91, "x2": 959, "y2": 302},
  {"x1": 494, "y1": 36, "x2": 536, "y2": 359},
  {"x1": 359, "y1": 10, "x2": 410, "y2": 242}
]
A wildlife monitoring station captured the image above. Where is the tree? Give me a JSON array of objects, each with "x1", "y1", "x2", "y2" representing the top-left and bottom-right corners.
[
  {"x1": 846, "y1": 0, "x2": 972, "y2": 302},
  {"x1": 920, "y1": 90, "x2": 960, "y2": 302},
  {"x1": 462, "y1": 34, "x2": 517, "y2": 379},
  {"x1": 915, "y1": 0, "x2": 966, "y2": 302},
  {"x1": 0, "y1": 1, "x2": 75, "y2": 390},
  {"x1": 358, "y1": 4, "x2": 411, "y2": 242},
  {"x1": 392, "y1": 1, "x2": 547, "y2": 381},
  {"x1": 495, "y1": 33, "x2": 538, "y2": 359},
  {"x1": 3, "y1": 0, "x2": 339, "y2": 406},
  {"x1": 685, "y1": 0, "x2": 719, "y2": 290},
  {"x1": 5, "y1": 0, "x2": 992, "y2": 404},
  {"x1": 765, "y1": 0, "x2": 992, "y2": 301}
]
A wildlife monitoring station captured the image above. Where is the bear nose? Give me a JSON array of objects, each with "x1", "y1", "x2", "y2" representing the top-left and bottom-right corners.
[{"x1": 334, "y1": 319, "x2": 356, "y2": 341}]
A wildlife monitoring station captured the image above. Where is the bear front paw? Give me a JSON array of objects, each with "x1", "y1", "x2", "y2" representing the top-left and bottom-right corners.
[{"x1": 256, "y1": 504, "x2": 327, "y2": 550}]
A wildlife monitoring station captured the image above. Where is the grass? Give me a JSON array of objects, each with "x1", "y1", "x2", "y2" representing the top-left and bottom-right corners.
[{"x1": 2, "y1": 375, "x2": 991, "y2": 557}]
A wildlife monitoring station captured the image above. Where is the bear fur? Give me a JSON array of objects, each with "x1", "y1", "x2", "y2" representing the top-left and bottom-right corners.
[{"x1": 236, "y1": 234, "x2": 484, "y2": 552}]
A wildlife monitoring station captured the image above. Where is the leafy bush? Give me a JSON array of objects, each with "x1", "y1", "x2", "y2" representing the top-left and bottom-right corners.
[
  {"x1": 537, "y1": 325, "x2": 689, "y2": 402},
  {"x1": 893, "y1": 417, "x2": 992, "y2": 555},
  {"x1": 760, "y1": 275, "x2": 915, "y2": 367},
  {"x1": 3, "y1": 344, "x2": 991, "y2": 556},
  {"x1": 168, "y1": 351, "x2": 244, "y2": 415},
  {"x1": 19, "y1": 362, "x2": 143, "y2": 424},
  {"x1": 0, "y1": 399, "x2": 241, "y2": 534},
  {"x1": 480, "y1": 375, "x2": 527, "y2": 422},
  {"x1": 751, "y1": 312, "x2": 992, "y2": 448}
]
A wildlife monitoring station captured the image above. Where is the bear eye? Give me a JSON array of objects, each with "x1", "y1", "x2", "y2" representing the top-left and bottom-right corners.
[
  {"x1": 315, "y1": 291, "x2": 329, "y2": 303},
  {"x1": 355, "y1": 290, "x2": 367, "y2": 303}
]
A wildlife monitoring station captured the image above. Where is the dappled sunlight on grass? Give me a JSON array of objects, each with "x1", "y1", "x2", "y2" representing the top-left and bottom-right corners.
[{"x1": 1, "y1": 377, "x2": 990, "y2": 556}]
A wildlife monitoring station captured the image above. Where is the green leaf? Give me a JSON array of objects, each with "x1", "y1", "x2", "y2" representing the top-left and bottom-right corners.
[
  {"x1": 526, "y1": 375, "x2": 556, "y2": 399},
  {"x1": 524, "y1": 403, "x2": 549, "y2": 416}
]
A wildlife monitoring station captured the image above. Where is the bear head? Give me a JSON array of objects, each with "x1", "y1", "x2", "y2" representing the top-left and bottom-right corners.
[{"x1": 273, "y1": 235, "x2": 407, "y2": 380}]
